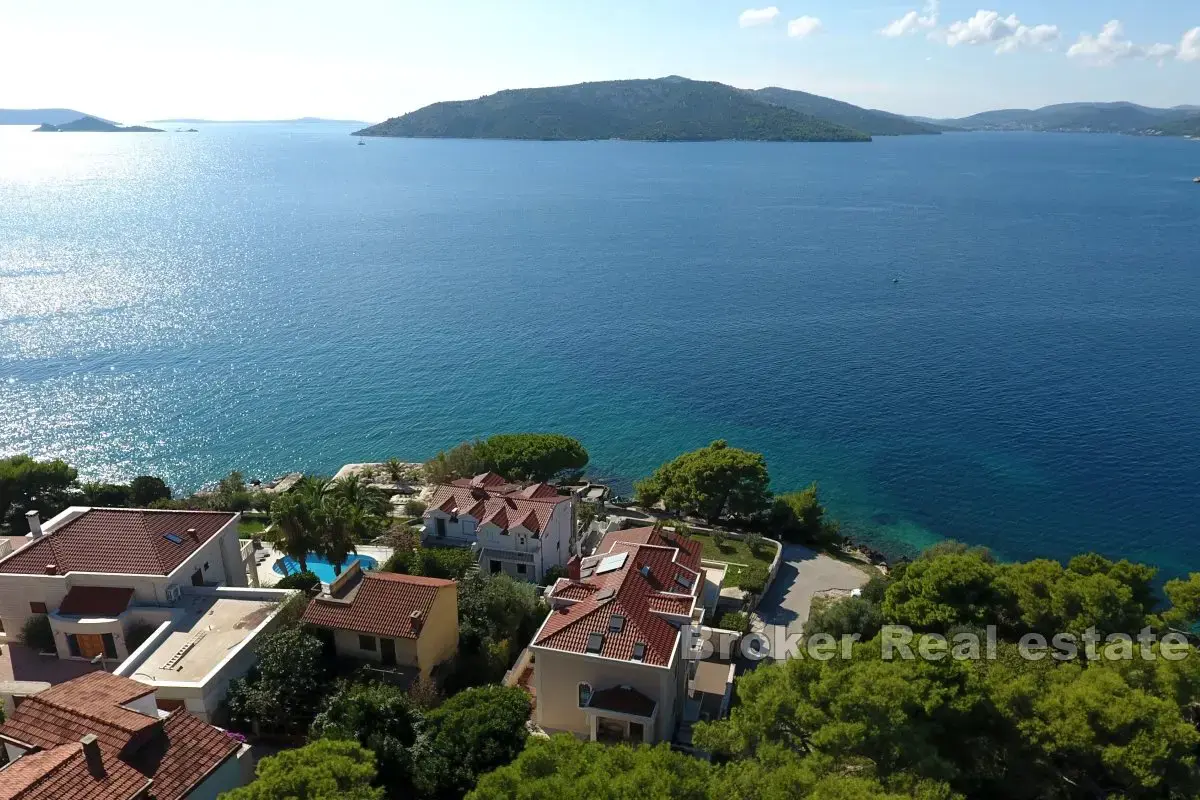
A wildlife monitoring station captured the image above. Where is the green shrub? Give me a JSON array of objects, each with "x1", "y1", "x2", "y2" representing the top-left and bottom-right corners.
[
  {"x1": 737, "y1": 564, "x2": 769, "y2": 595},
  {"x1": 404, "y1": 499, "x2": 427, "y2": 517},
  {"x1": 275, "y1": 570, "x2": 321, "y2": 590},
  {"x1": 20, "y1": 614, "x2": 55, "y2": 653},
  {"x1": 718, "y1": 611, "x2": 750, "y2": 633}
]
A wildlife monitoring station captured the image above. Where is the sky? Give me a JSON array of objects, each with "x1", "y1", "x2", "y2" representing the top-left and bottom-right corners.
[{"x1": 0, "y1": 0, "x2": 1196, "y2": 122}]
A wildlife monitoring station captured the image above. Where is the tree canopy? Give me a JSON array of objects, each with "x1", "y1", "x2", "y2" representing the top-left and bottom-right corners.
[
  {"x1": 227, "y1": 624, "x2": 332, "y2": 735},
  {"x1": 219, "y1": 739, "x2": 384, "y2": 800},
  {"x1": 129, "y1": 475, "x2": 171, "y2": 505},
  {"x1": 0, "y1": 454, "x2": 78, "y2": 531},
  {"x1": 475, "y1": 434, "x2": 589, "y2": 482},
  {"x1": 634, "y1": 440, "x2": 771, "y2": 522},
  {"x1": 311, "y1": 682, "x2": 422, "y2": 797},
  {"x1": 425, "y1": 434, "x2": 589, "y2": 484}
]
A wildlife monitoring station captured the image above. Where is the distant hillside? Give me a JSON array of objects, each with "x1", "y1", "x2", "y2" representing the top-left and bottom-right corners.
[
  {"x1": 35, "y1": 116, "x2": 162, "y2": 133},
  {"x1": 355, "y1": 77, "x2": 871, "y2": 143},
  {"x1": 0, "y1": 108, "x2": 110, "y2": 125},
  {"x1": 936, "y1": 102, "x2": 1200, "y2": 135},
  {"x1": 749, "y1": 87, "x2": 942, "y2": 136},
  {"x1": 150, "y1": 116, "x2": 368, "y2": 124}
]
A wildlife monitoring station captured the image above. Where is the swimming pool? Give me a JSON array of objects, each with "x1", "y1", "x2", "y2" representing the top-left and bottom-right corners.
[{"x1": 273, "y1": 553, "x2": 379, "y2": 583}]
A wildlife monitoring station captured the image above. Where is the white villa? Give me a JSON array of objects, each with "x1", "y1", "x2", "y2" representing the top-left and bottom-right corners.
[
  {"x1": 0, "y1": 507, "x2": 290, "y2": 722},
  {"x1": 423, "y1": 472, "x2": 575, "y2": 582}
]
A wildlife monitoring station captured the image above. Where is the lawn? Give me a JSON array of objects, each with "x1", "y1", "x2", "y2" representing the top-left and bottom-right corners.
[
  {"x1": 238, "y1": 517, "x2": 270, "y2": 537},
  {"x1": 687, "y1": 530, "x2": 775, "y2": 588}
]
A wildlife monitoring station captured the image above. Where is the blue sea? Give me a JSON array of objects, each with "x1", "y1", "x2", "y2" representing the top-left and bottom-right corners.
[{"x1": 2, "y1": 123, "x2": 1198, "y2": 578}]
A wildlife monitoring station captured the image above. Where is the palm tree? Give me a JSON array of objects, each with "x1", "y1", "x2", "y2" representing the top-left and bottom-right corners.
[
  {"x1": 385, "y1": 458, "x2": 406, "y2": 482},
  {"x1": 329, "y1": 476, "x2": 391, "y2": 538},
  {"x1": 315, "y1": 497, "x2": 358, "y2": 577},
  {"x1": 268, "y1": 476, "x2": 326, "y2": 574}
]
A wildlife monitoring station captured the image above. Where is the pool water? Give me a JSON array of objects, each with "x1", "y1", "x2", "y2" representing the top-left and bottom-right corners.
[{"x1": 273, "y1": 553, "x2": 379, "y2": 582}]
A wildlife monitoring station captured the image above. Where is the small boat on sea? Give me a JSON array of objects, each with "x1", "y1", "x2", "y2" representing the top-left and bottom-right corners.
[
  {"x1": 357, "y1": 138, "x2": 366, "y2": 146},
  {"x1": 1193, "y1": 176, "x2": 1200, "y2": 183}
]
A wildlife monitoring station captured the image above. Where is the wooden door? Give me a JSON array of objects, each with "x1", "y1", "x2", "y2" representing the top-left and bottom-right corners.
[{"x1": 76, "y1": 634, "x2": 105, "y2": 659}]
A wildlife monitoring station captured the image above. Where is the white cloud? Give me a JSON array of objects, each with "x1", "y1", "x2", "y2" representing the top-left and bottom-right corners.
[
  {"x1": 1178, "y1": 27, "x2": 1200, "y2": 62},
  {"x1": 881, "y1": 0, "x2": 939, "y2": 37},
  {"x1": 944, "y1": 10, "x2": 1059, "y2": 54},
  {"x1": 787, "y1": 16, "x2": 823, "y2": 38},
  {"x1": 739, "y1": 7, "x2": 781, "y2": 28},
  {"x1": 1066, "y1": 20, "x2": 1178, "y2": 66}
]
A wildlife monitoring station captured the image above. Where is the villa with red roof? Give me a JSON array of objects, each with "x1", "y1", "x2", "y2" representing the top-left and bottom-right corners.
[
  {"x1": 527, "y1": 525, "x2": 731, "y2": 745},
  {"x1": 0, "y1": 671, "x2": 252, "y2": 799},
  {"x1": 0, "y1": 507, "x2": 291, "y2": 722},
  {"x1": 423, "y1": 472, "x2": 576, "y2": 583},
  {"x1": 302, "y1": 561, "x2": 459, "y2": 681}
]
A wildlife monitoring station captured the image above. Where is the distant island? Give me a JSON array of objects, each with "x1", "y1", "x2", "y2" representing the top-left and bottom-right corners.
[
  {"x1": 932, "y1": 102, "x2": 1200, "y2": 137},
  {"x1": 354, "y1": 77, "x2": 874, "y2": 143},
  {"x1": 151, "y1": 116, "x2": 369, "y2": 124},
  {"x1": 746, "y1": 87, "x2": 943, "y2": 136},
  {"x1": 0, "y1": 108, "x2": 111, "y2": 126},
  {"x1": 35, "y1": 116, "x2": 162, "y2": 133}
]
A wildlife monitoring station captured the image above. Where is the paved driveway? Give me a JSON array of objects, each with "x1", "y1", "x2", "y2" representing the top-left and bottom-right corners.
[{"x1": 754, "y1": 544, "x2": 871, "y2": 658}]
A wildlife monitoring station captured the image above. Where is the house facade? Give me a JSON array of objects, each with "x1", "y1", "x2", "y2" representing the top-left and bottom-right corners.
[
  {"x1": 302, "y1": 562, "x2": 458, "y2": 680},
  {"x1": 0, "y1": 507, "x2": 287, "y2": 721},
  {"x1": 529, "y1": 526, "x2": 724, "y2": 745},
  {"x1": 423, "y1": 472, "x2": 575, "y2": 583},
  {"x1": 0, "y1": 671, "x2": 253, "y2": 799}
]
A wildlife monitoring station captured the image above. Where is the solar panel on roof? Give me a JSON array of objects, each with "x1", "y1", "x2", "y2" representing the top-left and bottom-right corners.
[
  {"x1": 596, "y1": 552, "x2": 628, "y2": 574},
  {"x1": 163, "y1": 533, "x2": 184, "y2": 544}
]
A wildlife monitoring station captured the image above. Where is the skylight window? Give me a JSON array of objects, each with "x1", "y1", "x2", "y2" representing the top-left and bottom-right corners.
[
  {"x1": 586, "y1": 633, "x2": 605, "y2": 654},
  {"x1": 609, "y1": 614, "x2": 625, "y2": 633},
  {"x1": 163, "y1": 533, "x2": 184, "y2": 545},
  {"x1": 632, "y1": 642, "x2": 646, "y2": 662},
  {"x1": 674, "y1": 572, "x2": 694, "y2": 589}
]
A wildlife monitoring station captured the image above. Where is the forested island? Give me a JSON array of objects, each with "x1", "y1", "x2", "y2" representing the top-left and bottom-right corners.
[
  {"x1": 354, "y1": 77, "x2": 873, "y2": 142},
  {"x1": 34, "y1": 115, "x2": 162, "y2": 133}
]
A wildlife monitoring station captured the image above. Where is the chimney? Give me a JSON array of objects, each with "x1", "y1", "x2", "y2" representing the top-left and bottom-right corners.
[
  {"x1": 26, "y1": 510, "x2": 43, "y2": 538},
  {"x1": 81, "y1": 734, "x2": 105, "y2": 777},
  {"x1": 44, "y1": 564, "x2": 57, "y2": 576},
  {"x1": 567, "y1": 555, "x2": 581, "y2": 581},
  {"x1": 186, "y1": 528, "x2": 198, "y2": 541},
  {"x1": 409, "y1": 609, "x2": 423, "y2": 634}
]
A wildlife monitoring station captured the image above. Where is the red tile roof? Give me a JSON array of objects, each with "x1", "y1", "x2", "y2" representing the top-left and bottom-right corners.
[
  {"x1": 598, "y1": 526, "x2": 703, "y2": 573},
  {"x1": 57, "y1": 586, "x2": 135, "y2": 617},
  {"x1": 302, "y1": 572, "x2": 455, "y2": 640},
  {"x1": 534, "y1": 532, "x2": 705, "y2": 667},
  {"x1": 0, "y1": 742, "x2": 150, "y2": 800},
  {"x1": 0, "y1": 509, "x2": 237, "y2": 577},
  {"x1": 426, "y1": 479, "x2": 568, "y2": 535},
  {"x1": 0, "y1": 672, "x2": 241, "y2": 800}
]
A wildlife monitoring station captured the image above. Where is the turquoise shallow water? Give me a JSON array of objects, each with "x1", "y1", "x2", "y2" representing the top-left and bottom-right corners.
[{"x1": 1, "y1": 124, "x2": 1198, "y2": 577}]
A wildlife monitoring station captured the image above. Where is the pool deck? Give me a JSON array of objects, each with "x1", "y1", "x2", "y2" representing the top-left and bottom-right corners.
[{"x1": 250, "y1": 543, "x2": 394, "y2": 587}]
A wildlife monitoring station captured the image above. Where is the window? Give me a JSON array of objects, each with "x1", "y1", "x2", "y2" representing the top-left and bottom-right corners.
[
  {"x1": 358, "y1": 635, "x2": 377, "y2": 652},
  {"x1": 674, "y1": 572, "x2": 694, "y2": 590},
  {"x1": 102, "y1": 633, "x2": 118, "y2": 659},
  {"x1": 578, "y1": 683, "x2": 593, "y2": 707},
  {"x1": 632, "y1": 642, "x2": 647, "y2": 662},
  {"x1": 516, "y1": 563, "x2": 527, "y2": 575},
  {"x1": 490, "y1": 560, "x2": 502, "y2": 574},
  {"x1": 586, "y1": 632, "x2": 604, "y2": 654},
  {"x1": 609, "y1": 614, "x2": 625, "y2": 633},
  {"x1": 436, "y1": 518, "x2": 446, "y2": 538},
  {"x1": 29, "y1": 602, "x2": 47, "y2": 614}
]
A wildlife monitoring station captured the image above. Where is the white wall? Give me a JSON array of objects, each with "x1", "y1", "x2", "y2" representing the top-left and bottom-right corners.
[{"x1": 187, "y1": 745, "x2": 254, "y2": 800}]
